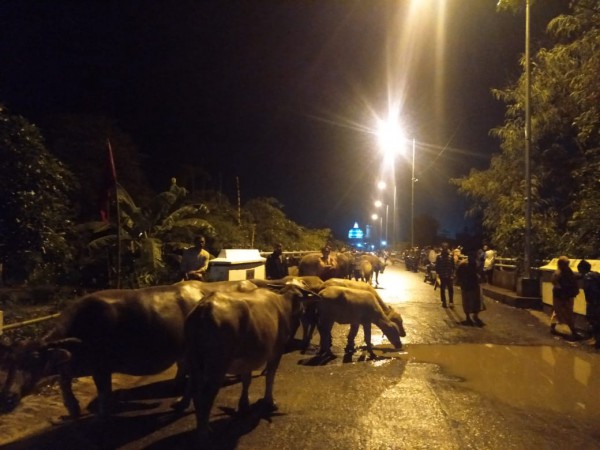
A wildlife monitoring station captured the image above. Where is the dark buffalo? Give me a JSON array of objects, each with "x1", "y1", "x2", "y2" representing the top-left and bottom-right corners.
[
  {"x1": 249, "y1": 276, "x2": 324, "y2": 350},
  {"x1": 298, "y1": 252, "x2": 353, "y2": 280},
  {"x1": 0, "y1": 280, "x2": 257, "y2": 418},
  {"x1": 178, "y1": 280, "x2": 313, "y2": 439},
  {"x1": 359, "y1": 253, "x2": 386, "y2": 285}
]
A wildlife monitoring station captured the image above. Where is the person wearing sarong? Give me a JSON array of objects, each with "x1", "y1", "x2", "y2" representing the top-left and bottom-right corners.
[
  {"x1": 550, "y1": 256, "x2": 579, "y2": 339},
  {"x1": 577, "y1": 259, "x2": 600, "y2": 349},
  {"x1": 456, "y1": 253, "x2": 484, "y2": 326}
]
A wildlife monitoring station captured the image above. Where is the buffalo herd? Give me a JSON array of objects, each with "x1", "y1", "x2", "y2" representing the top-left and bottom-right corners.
[{"x1": 0, "y1": 251, "x2": 403, "y2": 444}]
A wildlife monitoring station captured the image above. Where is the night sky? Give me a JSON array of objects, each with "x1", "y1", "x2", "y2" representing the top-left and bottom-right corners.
[{"x1": 0, "y1": 0, "x2": 568, "y2": 241}]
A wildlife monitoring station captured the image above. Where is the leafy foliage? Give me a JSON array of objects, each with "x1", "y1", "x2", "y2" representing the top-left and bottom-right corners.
[
  {"x1": 0, "y1": 105, "x2": 77, "y2": 284},
  {"x1": 41, "y1": 114, "x2": 153, "y2": 220},
  {"x1": 243, "y1": 197, "x2": 332, "y2": 251},
  {"x1": 82, "y1": 179, "x2": 213, "y2": 287},
  {"x1": 454, "y1": 0, "x2": 600, "y2": 261}
]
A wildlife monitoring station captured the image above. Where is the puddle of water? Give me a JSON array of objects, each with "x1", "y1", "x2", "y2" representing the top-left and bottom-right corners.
[{"x1": 392, "y1": 344, "x2": 600, "y2": 418}]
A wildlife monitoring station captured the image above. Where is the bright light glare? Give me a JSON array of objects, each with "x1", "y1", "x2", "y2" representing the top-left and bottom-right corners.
[
  {"x1": 377, "y1": 119, "x2": 405, "y2": 159},
  {"x1": 374, "y1": 200, "x2": 383, "y2": 208},
  {"x1": 377, "y1": 181, "x2": 387, "y2": 190},
  {"x1": 371, "y1": 213, "x2": 379, "y2": 221}
]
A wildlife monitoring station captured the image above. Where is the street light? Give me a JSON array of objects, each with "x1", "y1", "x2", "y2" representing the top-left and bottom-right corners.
[
  {"x1": 498, "y1": 0, "x2": 532, "y2": 284},
  {"x1": 410, "y1": 137, "x2": 417, "y2": 249},
  {"x1": 376, "y1": 119, "x2": 417, "y2": 249},
  {"x1": 371, "y1": 213, "x2": 383, "y2": 249},
  {"x1": 377, "y1": 180, "x2": 395, "y2": 249},
  {"x1": 374, "y1": 199, "x2": 389, "y2": 245},
  {"x1": 524, "y1": 0, "x2": 532, "y2": 279}
]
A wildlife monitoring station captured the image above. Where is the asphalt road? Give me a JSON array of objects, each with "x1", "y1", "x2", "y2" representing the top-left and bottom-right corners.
[{"x1": 1, "y1": 264, "x2": 599, "y2": 449}]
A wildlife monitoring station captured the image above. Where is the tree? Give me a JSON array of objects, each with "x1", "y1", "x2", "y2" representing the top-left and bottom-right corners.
[
  {"x1": 453, "y1": 0, "x2": 600, "y2": 261},
  {"x1": 243, "y1": 197, "x2": 333, "y2": 251},
  {"x1": 81, "y1": 179, "x2": 213, "y2": 288},
  {"x1": 41, "y1": 114, "x2": 153, "y2": 221},
  {"x1": 0, "y1": 105, "x2": 77, "y2": 284}
]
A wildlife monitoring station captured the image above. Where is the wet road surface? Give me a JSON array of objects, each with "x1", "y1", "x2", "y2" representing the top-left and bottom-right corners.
[{"x1": 1, "y1": 264, "x2": 599, "y2": 449}]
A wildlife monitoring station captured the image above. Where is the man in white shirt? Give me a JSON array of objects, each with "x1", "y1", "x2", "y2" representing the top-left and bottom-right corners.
[{"x1": 181, "y1": 236, "x2": 211, "y2": 281}]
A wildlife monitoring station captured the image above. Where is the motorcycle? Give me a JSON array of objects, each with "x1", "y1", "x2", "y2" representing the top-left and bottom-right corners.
[{"x1": 424, "y1": 262, "x2": 437, "y2": 286}]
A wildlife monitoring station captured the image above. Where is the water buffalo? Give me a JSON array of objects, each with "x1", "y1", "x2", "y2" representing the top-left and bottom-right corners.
[
  {"x1": 359, "y1": 253, "x2": 386, "y2": 285},
  {"x1": 353, "y1": 259, "x2": 373, "y2": 284},
  {"x1": 298, "y1": 252, "x2": 353, "y2": 280},
  {"x1": 179, "y1": 280, "x2": 314, "y2": 439},
  {"x1": 293, "y1": 278, "x2": 406, "y2": 352},
  {"x1": 315, "y1": 285, "x2": 405, "y2": 357},
  {"x1": 249, "y1": 276, "x2": 324, "y2": 350},
  {"x1": 0, "y1": 280, "x2": 257, "y2": 418}
]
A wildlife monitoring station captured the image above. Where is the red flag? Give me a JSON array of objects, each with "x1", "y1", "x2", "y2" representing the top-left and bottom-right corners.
[{"x1": 100, "y1": 138, "x2": 118, "y2": 221}]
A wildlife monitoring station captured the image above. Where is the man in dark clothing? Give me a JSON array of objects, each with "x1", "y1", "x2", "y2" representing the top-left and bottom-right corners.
[
  {"x1": 435, "y1": 242, "x2": 455, "y2": 308},
  {"x1": 577, "y1": 259, "x2": 600, "y2": 349},
  {"x1": 265, "y1": 243, "x2": 288, "y2": 280}
]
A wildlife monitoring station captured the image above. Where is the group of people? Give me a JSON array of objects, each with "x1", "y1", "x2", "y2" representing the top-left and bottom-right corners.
[
  {"x1": 550, "y1": 256, "x2": 600, "y2": 347},
  {"x1": 434, "y1": 243, "x2": 600, "y2": 346},
  {"x1": 434, "y1": 242, "x2": 485, "y2": 326}
]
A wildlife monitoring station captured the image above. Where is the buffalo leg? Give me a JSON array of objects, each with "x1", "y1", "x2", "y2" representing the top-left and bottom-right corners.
[
  {"x1": 262, "y1": 355, "x2": 282, "y2": 411},
  {"x1": 191, "y1": 356, "x2": 228, "y2": 435},
  {"x1": 317, "y1": 320, "x2": 334, "y2": 355},
  {"x1": 92, "y1": 370, "x2": 112, "y2": 418},
  {"x1": 57, "y1": 366, "x2": 81, "y2": 418},
  {"x1": 345, "y1": 324, "x2": 360, "y2": 353},
  {"x1": 238, "y1": 371, "x2": 252, "y2": 413},
  {"x1": 300, "y1": 304, "x2": 317, "y2": 350},
  {"x1": 363, "y1": 322, "x2": 376, "y2": 357}
]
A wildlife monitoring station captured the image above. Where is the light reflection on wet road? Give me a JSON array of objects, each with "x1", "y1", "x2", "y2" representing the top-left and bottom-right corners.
[{"x1": 392, "y1": 343, "x2": 600, "y2": 418}]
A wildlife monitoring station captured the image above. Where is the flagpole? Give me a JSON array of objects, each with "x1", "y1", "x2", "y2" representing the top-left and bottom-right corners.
[{"x1": 107, "y1": 139, "x2": 122, "y2": 288}]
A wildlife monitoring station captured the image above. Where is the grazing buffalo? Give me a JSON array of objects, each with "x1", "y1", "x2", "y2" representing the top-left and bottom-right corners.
[
  {"x1": 315, "y1": 285, "x2": 405, "y2": 357},
  {"x1": 0, "y1": 280, "x2": 257, "y2": 418},
  {"x1": 321, "y1": 278, "x2": 405, "y2": 337},
  {"x1": 179, "y1": 280, "x2": 313, "y2": 438},
  {"x1": 294, "y1": 278, "x2": 406, "y2": 351}
]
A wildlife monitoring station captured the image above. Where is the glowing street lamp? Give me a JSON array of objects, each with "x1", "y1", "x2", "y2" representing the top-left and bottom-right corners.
[
  {"x1": 374, "y1": 199, "x2": 389, "y2": 245},
  {"x1": 376, "y1": 119, "x2": 417, "y2": 248},
  {"x1": 377, "y1": 180, "x2": 395, "y2": 249},
  {"x1": 371, "y1": 213, "x2": 383, "y2": 249}
]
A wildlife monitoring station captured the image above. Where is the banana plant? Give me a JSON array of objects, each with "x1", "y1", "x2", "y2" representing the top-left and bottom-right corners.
[{"x1": 78, "y1": 178, "x2": 214, "y2": 288}]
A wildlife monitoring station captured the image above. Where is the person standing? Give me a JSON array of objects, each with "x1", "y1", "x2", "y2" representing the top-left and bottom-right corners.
[
  {"x1": 266, "y1": 243, "x2": 288, "y2": 280},
  {"x1": 577, "y1": 259, "x2": 600, "y2": 349},
  {"x1": 483, "y1": 244, "x2": 496, "y2": 284},
  {"x1": 181, "y1": 235, "x2": 211, "y2": 281},
  {"x1": 435, "y1": 242, "x2": 455, "y2": 308},
  {"x1": 456, "y1": 252, "x2": 484, "y2": 326},
  {"x1": 476, "y1": 246, "x2": 486, "y2": 281},
  {"x1": 320, "y1": 245, "x2": 337, "y2": 279},
  {"x1": 550, "y1": 256, "x2": 580, "y2": 339}
]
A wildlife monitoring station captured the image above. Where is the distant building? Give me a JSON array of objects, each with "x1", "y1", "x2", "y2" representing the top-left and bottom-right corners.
[{"x1": 348, "y1": 222, "x2": 364, "y2": 243}]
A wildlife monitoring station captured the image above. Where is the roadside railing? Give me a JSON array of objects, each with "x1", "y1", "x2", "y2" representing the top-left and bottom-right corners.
[{"x1": 0, "y1": 312, "x2": 60, "y2": 336}]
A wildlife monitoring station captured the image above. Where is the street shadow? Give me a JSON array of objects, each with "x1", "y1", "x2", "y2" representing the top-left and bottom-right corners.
[
  {"x1": 0, "y1": 409, "x2": 193, "y2": 450},
  {"x1": 146, "y1": 400, "x2": 284, "y2": 450},
  {"x1": 87, "y1": 377, "x2": 209, "y2": 415},
  {"x1": 297, "y1": 353, "x2": 337, "y2": 366},
  {"x1": 84, "y1": 379, "x2": 178, "y2": 415}
]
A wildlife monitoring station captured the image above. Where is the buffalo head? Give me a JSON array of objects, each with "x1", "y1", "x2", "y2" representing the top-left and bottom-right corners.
[{"x1": 0, "y1": 338, "x2": 77, "y2": 413}]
